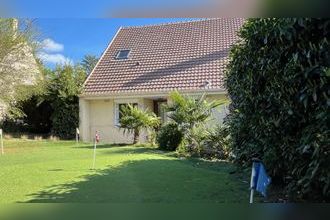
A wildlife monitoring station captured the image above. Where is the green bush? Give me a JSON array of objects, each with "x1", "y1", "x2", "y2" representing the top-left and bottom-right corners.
[
  {"x1": 119, "y1": 104, "x2": 160, "y2": 144},
  {"x1": 156, "y1": 123, "x2": 183, "y2": 151},
  {"x1": 164, "y1": 91, "x2": 224, "y2": 154},
  {"x1": 200, "y1": 125, "x2": 231, "y2": 160},
  {"x1": 226, "y1": 18, "x2": 330, "y2": 201},
  {"x1": 48, "y1": 65, "x2": 86, "y2": 139}
]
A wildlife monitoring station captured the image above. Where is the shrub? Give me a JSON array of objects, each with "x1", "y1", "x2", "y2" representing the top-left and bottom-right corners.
[
  {"x1": 156, "y1": 123, "x2": 183, "y2": 151},
  {"x1": 225, "y1": 18, "x2": 330, "y2": 201},
  {"x1": 119, "y1": 104, "x2": 160, "y2": 144},
  {"x1": 164, "y1": 91, "x2": 225, "y2": 154},
  {"x1": 200, "y1": 125, "x2": 231, "y2": 160},
  {"x1": 48, "y1": 65, "x2": 86, "y2": 139}
]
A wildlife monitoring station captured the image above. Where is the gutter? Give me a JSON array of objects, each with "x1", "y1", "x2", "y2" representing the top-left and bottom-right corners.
[{"x1": 79, "y1": 88, "x2": 227, "y2": 100}]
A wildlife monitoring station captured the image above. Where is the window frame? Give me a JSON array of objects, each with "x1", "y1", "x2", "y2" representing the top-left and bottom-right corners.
[
  {"x1": 115, "y1": 49, "x2": 131, "y2": 60},
  {"x1": 114, "y1": 102, "x2": 138, "y2": 126}
]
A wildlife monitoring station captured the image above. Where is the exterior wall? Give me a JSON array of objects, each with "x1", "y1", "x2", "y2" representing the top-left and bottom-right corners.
[
  {"x1": 79, "y1": 93, "x2": 229, "y2": 144},
  {"x1": 206, "y1": 94, "x2": 229, "y2": 127},
  {"x1": 79, "y1": 97, "x2": 153, "y2": 144},
  {"x1": 79, "y1": 99, "x2": 90, "y2": 142}
]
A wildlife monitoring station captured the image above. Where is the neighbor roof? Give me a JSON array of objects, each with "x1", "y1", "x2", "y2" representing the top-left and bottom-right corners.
[{"x1": 83, "y1": 18, "x2": 245, "y2": 96}]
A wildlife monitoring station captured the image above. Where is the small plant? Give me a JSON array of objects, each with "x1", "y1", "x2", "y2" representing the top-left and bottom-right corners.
[
  {"x1": 119, "y1": 104, "x2": 160, "y2": 144},
  {"x1": 156, "y1": 122, "x2": 183, "y2": 151}
]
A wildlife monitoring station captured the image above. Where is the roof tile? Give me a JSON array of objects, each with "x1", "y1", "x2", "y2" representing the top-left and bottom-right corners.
[{"x1": 83, "y1": 18, "x2": 244, "y2": 95}]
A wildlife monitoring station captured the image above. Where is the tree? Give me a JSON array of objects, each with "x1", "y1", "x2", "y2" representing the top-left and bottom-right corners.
[
  {"x1": 165, "y1": 91, "x2": 224, "y2": 132},
  {"x1": 225, "y1": 18, "x2": 330, "y2": 201},
  {"x1": 81, "y1": 54, "x2": 99, "y2": 75},
  {"x1": 0, "y1": 18, "x2": 38, "y2": 100},
  {"x1": 48, "y1": 65, "x2": 86, "y2": 139},
  {"x1": 119, "y1": 104, "x2": 160, "y2": 144},
  {"x1": 164, "y1": 91, "x2": 225, "y2": 153}
]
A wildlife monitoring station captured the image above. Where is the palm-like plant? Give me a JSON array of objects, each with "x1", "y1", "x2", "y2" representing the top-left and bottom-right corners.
[
  {"x1": 165, "y1": 91, "x2": 227, "y2": 153},
  {"x1": 165, "y1": 90, "x2": 226, "y2": 130},
  {"x1": 119, "y1": 104, "x2": 160, "y2": 144}
]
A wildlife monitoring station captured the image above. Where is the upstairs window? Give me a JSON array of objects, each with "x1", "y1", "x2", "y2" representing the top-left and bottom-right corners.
[{"x1": 116, "y1": 49, "x2": 131, "y2": 60}]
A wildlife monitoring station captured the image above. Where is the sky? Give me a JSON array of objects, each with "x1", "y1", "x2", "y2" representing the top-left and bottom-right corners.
[
  {"x1": 6, "y1": 0, "x2": 207, "y2": 17},
  {"x1": 34, "y1": 18, "x2": 199, "y2": 68}
]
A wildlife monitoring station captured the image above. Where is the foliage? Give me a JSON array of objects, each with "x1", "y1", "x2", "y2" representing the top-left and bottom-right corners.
[
  {"x1": 81, "y1": 54, "x2": 99, "y2": 75},
  {"x1": 48, "y1": 65, "x2": 86, "y2": 139},
  {"x1": 225, "y1": 18, "x2": 330, "y2": 201},
  {"x1": 156, "y1": 122, "x2": 183, "y2": 151},
  {"x1": 0, "y1": 18, "x2": 39, "y2": 101},
  {"x1": 1, "y1": 60, "x2": 86, "y2": 138},
  {"x1": 119, "y1": 104, "x2": 160, "y2": 144},
  {"x1": 165, "y1": 91, "x2": 225, "y2": 154},
  {"x1": 199, "y1": 125, "x2": 231, "y2": 160}
]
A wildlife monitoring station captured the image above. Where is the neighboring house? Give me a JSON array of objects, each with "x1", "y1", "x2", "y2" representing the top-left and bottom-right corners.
[
  {"x1": 0, "y1": 19, "x2": 41, "y2": 121},
  {"x1": 80, "y1": 18, "x2": 244, "y2": 143}
]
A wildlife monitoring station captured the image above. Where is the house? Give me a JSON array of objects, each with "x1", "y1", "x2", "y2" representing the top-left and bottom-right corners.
[
  {"x1": 0, "y1": 19, "x2": 41, "y2": 121},
  {"x1": 79, "y1": 18, "x2": 244, "y2": 143}
]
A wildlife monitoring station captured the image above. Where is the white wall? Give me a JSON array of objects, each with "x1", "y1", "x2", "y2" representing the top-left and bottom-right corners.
[
  {"x1": 79, "y1": 97, "x2": 152, "y2": 144},
  {"x1": 79, "y1": 94, "x2": 229, "y2": 144}
]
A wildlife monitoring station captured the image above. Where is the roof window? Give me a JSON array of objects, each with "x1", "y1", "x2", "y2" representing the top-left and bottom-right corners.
[{"x1": 116, "y1": 49, "x2": 131, "y2": 59}]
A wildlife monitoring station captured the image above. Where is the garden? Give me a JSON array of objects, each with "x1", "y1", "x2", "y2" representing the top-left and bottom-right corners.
[
  {"x1": 0, "y1": 18, "x2": 329, "y2": 203},
  {"x1": 0, "y1": 139, "x2": 249, "y2": 203}
]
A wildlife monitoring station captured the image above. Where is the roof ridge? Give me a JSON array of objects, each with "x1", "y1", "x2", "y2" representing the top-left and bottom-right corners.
[{"x1": 120, "y1": 18, "x2": 220, "y2": 30}]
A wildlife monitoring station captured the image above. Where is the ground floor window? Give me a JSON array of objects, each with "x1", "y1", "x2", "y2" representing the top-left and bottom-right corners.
[{"x1": 115, "y1": 103, "x2": 138, "y2": 126}]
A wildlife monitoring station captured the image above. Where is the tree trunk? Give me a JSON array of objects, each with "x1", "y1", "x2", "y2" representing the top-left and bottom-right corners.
[{"x1": 133, "y1": 129, "x2": 139, "y2": 144}]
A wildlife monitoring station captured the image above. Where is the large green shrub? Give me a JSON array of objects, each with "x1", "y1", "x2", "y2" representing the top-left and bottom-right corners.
[
  {"x1": 226, "y1": 18, "x2": 329, "y2": 201},
  {"x1": 156, "y1": 123, "x2": 183, "y2": 151},
  {"x1": 48, "y1": 65, "x2": 86, "y2": 139}
]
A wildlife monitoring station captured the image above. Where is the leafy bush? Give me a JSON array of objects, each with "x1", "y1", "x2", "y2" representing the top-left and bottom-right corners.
[
  {"x1": 164, "y1": 91, "x2": 224, "y2": 153},
  {"x1": 200, "y1": 125, "x2": 231, "y2": 160},
  {"x1": 1, "y1": 65, "x2": 84, "y2": 138},
  {"x1": 119, "y1": 104, "x2": 160, "y2": 144},
  {"x1": 225, "y1": 18, "x2": 330, "y2": 201},
  {"x1": 48, "y1": 65, "x2": 86, "y2": 139},
  {"x1": 156, "y1": 123, "x2": 183, "y2": 151}
]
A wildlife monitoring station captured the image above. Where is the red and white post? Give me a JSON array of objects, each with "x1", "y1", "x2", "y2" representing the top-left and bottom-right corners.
[{"x1": 92, "y1": 131, "x2": 100, "y2": 169}]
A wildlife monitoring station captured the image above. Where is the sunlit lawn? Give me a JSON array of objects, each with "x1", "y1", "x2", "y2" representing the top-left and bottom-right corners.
[{"x1": 0, "y1": 139, "x2": 250, "y2": 203}]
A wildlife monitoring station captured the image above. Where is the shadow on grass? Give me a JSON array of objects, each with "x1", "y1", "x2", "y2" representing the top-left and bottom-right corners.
[
  {"x1": 74, "y1": 143, "x2": 130, "y2": 149},
  {"x1": 74, "y1": 143, "x2": 154, "y2": 149},
  {"x1": 24, "y1": 159, "x2": 248, "y2": 203}
]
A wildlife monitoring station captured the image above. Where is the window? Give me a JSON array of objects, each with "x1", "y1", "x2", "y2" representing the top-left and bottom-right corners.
[
  {"x1": 116, "y1": 50, "x2": 131, "y2": 60},
  {"x1": 115, "y1": 103, "x2": 138, "y2": 126}
]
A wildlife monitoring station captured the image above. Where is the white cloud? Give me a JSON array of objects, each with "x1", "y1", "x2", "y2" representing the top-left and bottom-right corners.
[
  {"x1": 37, "y1": 52, "x2": 73, "y2": 65},
  {"x1": 41, "y1": 38, "x2": 64, "y2": 52}
]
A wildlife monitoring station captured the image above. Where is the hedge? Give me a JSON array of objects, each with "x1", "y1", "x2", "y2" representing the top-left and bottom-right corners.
[{"x1": 225, "y1": 18, "x2": 329, "y2": 201}]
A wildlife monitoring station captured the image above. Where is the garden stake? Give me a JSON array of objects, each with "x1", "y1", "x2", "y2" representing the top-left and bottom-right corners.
[{"x1": 0, "y1": 129, "x2": 3, "y2": 155}]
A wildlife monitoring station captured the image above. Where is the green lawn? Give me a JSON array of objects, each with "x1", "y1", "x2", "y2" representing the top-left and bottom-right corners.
[{"x1": 0, "y1": 139, "x2": 250, "y2": 203}]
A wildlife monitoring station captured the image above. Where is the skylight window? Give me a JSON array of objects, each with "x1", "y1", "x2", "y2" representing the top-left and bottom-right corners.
[{"x1": 116, "y1": 50, "x2": 131, "y2": 60}]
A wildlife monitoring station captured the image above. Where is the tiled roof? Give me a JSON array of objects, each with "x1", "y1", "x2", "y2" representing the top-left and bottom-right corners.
[{"x1": 83, "y1": 18, "x2": 245, "y2": 95}]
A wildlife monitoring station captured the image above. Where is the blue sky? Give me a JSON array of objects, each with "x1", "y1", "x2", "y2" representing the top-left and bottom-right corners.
[
  {"x1": 6, "y1": 0, "x2": 208, "y2": 17},
  {"x1": 35, "y1": 18, "x2": 199, "y2": 68}
]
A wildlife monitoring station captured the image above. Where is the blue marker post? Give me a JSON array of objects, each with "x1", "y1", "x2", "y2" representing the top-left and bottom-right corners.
[{"x1": 249, "y1": 158, "x2": 271, "y2": 203}]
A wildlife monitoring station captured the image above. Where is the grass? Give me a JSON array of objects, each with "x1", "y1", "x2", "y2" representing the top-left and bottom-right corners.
[{"x1": 0, "y1": 139, "x2": 250, "y2": 203}]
